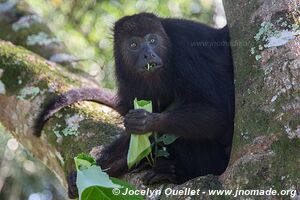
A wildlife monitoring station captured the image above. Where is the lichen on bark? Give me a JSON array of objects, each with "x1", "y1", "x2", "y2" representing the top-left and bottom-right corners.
[
  {"x1": 0, "y1": 40, "x2": 122, "y2": 187},
  {"x1": 223, "y1": 0, "x2": 300, "y2": 196}
]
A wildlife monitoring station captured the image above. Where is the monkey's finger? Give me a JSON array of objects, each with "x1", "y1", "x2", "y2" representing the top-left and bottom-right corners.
[
  {"x1": 127, "y1": 131, "x2": 145, "y2": 135},
  {"x1": 124, "y1": 118, "x2": 147, "y2": 126},
  {"x1": 125, "y1": 111, "x2": 147, "y2": 118},
  {"x1": 125, "y1": 113, "x2": 147, "y2": 119},
  {"x1": 123, "y1": 117, "x2": 147, "y2": 123},
  {"x1": 126, "y1": 128, "x2": 147, "y2": 135},
  {"x1": 125, "y1": 110, "x2": 147, "y2": 116},
  {"x1": 128, "y1": 109, "x2": 147, "y2": 114},
  {"x1": 126, "y1": 127, "x2": 146, "y2": 132},
  {"x1": 125, "y1": 122, "x2": 147, "y2": 130},
  {"x1": 124, "y1": 118, "x2": 147, "y2": 127}
]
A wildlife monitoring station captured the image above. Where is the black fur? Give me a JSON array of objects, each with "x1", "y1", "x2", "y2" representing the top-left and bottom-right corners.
[
  {"x1": 35, "y1": 13, "x2": 235, "y2": 198},
  {"x1": 113, "y1": 13, "x2": 235, "y2": 182}
]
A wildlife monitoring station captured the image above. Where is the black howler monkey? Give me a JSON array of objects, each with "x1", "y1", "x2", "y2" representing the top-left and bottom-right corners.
[{"x1": 35, "y1": 13, "x2": 235, "y2": 198}]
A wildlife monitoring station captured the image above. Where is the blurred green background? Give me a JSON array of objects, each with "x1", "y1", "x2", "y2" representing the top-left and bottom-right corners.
[{"x1": 0, "y1": 0, "x2": 226, "y2": 199}]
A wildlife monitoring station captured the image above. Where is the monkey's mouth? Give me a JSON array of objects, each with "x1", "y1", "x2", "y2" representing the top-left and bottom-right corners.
[{"x1": 145, "y1": 62, "x2": 162, "y2": 71}]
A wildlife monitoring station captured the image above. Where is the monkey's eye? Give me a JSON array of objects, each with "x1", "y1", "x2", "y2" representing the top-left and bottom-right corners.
[
  {"x1": 150, "y1": 38, "x2": 156, "y2": 44},
  {"x1": 130, "y1": 42, "x2": 137, "y2": 49}
]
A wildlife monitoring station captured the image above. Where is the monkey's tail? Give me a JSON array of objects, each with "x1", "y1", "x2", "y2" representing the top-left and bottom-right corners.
[{"x1": 34, "y1": 88, "x2": 117, "y2": 137}]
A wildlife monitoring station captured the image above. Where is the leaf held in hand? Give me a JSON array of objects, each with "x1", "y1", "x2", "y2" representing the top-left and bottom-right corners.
[{"x1": 127, "y1": 98, "x2": 153, "y2": 169}]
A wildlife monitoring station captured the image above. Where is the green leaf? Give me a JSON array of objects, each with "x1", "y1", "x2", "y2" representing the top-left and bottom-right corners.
[
  {"x1": 81, "y1": 187, "x2": 110, "y2": 200},
  {"x1": 80, "y1": 179, "x2": 144, "y2": 200},
  {"x1": 127, "y1": 134, "x2": 152, "y2": 169},
  {"x1": 75, "y1": 154, "x2": 144, "y2": 200},
  {"x1": 157, "y1": 134, "x2": 179, "y2": 145},
  {"x1": 156, "y1": 149, "x2": 170, "y2": 158},
  {"x1": 76, "y1": 165, "x2": 122, "y2": 199},
  {"x1": 127, "y1": 98, "x2": 153, "y2": 169},
  {"x1": 77, "y1": 167, "x2": 143, "y2": 200},
  {"x1": 77, "y1": 153, "x2": 97, "y2": 165},
  {"x1": 75, "y1": 158, "x2": 93, "y2": 171},
  {"x1": 109, "y1": 178, "x2": 144, "y2": 200},
  {"x1": 74, "y1": 153, "x2": 96, "y2": 170},
  {"x1": 133, "y1": 99, "x2": 152, "y2": 109}
]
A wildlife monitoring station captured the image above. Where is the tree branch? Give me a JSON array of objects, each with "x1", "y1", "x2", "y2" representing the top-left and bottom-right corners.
[
  {"x1": 0, "y1": 40, "x2": 122, "y2": 187},
  {"x1": 0, "y1": 0, "x2": 99, "y2": 87}
]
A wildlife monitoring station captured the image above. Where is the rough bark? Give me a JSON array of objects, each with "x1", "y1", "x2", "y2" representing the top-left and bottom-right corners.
[
  {"x1": 0, "y1": 40, "x2": 122, "y2": 188},
  {"x1": 222, "y1": 0, "x2": 300, "y2": 197}
]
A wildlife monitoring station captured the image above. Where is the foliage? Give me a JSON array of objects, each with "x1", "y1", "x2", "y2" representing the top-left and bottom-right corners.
[
  {"x1": 127, "y1": 99, "x2": 153, "y2": 169},
  {"x1": 26, "y1": 0, "x2": 214, "y2": 89},
  {"x1": 74, "y1": 153, "x2": 143, "y2": 200},
  {"x1": 127, "y1": 99, "x2": 180, "y2": 168}
]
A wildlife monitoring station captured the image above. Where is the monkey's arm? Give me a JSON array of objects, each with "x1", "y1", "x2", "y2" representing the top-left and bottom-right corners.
[
  {"x1": 124, "y1": 104, "x2": 229, "y2": 140},
  {"x1": 34, "y1": 88, "x2": 117, "y2": 136}
]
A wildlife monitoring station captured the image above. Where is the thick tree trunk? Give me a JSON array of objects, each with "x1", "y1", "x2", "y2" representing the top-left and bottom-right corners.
[{"x1": 222, "y1": 0, "x2": 300, "y2": 197}]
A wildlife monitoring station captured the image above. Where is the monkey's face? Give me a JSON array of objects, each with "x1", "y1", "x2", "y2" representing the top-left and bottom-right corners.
[
  {"x1": 126, "y1": 33, "x2": 163, "y2": 73},
  {"x1": 114, "y1": 13, "x2": 172, "y2": 76}
]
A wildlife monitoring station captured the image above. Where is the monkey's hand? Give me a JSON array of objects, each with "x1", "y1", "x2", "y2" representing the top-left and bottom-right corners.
[{"x1": 124, "y1": 109, "x2": 161, "y2": 134}]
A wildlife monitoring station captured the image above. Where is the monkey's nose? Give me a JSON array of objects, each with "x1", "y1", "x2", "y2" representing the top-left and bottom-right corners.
[{"x1": 144, "y1": 53, "x2": 156, "y2": 60}]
